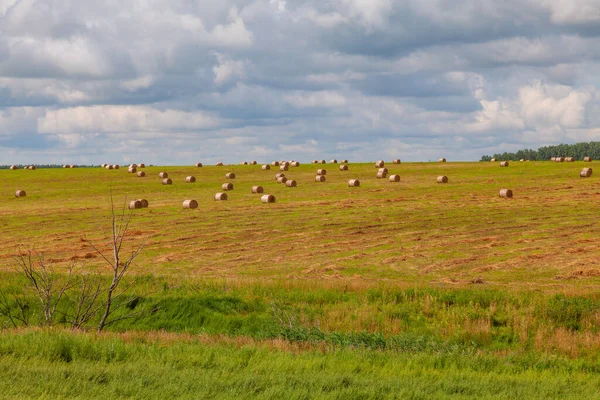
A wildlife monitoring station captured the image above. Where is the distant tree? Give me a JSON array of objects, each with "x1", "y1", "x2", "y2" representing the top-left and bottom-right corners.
[{"x1": 484, "y1": 141, "x2": 600, "y2": 161}]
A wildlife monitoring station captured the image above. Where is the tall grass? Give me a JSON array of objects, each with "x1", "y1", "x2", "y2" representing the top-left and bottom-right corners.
[{"x1": 0, "y1": 329, "x2": 599, "y2": 399}]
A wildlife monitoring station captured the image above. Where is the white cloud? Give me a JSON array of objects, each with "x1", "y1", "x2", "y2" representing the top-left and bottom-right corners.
[
  {"x1": 38, "y1": 106, "x2": 221, "y2": 134},
  {"x1": 284, "y1": 91, "x2": 347, "y2": 108},
  {"x1": 543, "y1": 0, "x2": 600, "y2": 24},
  {"x1": 211, "y1": 7, "x2": 254, "y2": 47},
  {"x1": 121, "y1": 75, "x2": 154, "y2": 92},
  {"x1": 338, "y1": 0, "x2": 392, "y2": 29},
  {"x1": 213, "y1": 54, "x2": 247, "y2": 86},
  {"x1": 518, "y1": 81, "x2": 593, "y2": 128}
]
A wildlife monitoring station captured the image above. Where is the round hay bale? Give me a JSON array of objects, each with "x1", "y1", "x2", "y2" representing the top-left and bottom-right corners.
[
  {"x1": 437, "y1": 175, "x2": 448, "y2": 183},
  {"x1": 15, "y1": 190, "x2": 26, "y2": 197},
  {"x1": 341, "y1": 159, "x2": 348, "y2": 164},
  {"x1": 311, "y1": 160, "x2": 318, "y2": 164},
  {"x1": 70, "y1": 165, "x2": 78, "y2": 168},
  {"x1": 138, "y1": 163, "x2": 145, "y2": 168},
  {"x1": 185, "y1": 176, "x2": 196, "y2": 183},
  {"x1": 566, "y1": 157, "x2": 575, "y2": 162},
  {"x1": 261, "y1": 194, "x2": 275, "y2": 203},
  {"x1": 438, "y1": 158, "x2": 446, "y2": 162},
  {"x1": 183, "y1": 199, "x2": 198, "y2": 209},
  {"x1": 319, "y1": 160, "x2": 326, "y2": 164},
  {"x1": 29, "y1": 165, "x2": 36, "y2": 170},
  {"x1": 105, "y1": 165, "x2": 113, "y2": 170},
  {"x1": 129, "y1": 200, "x2": 142, "y2": 209},
  {"x1": 195, "y1": 162, "x2": 203, "y2": 167},
  {"x1": 9, "y1": 165, "x2": 18, "y2": 170},
  {"x1": 101, "y1": 163, "x2": 107, "y2": 168},
  {"x1": 291, "y1": 161, "x2": 300, "y2": 167},
  {"x1": 241, "y1": 161, "x2": 248, "y2": 165},
  {"x1": 375, "y1": 160, "x2": 384, "y2": 168},
  {"x1": 251, "y1": 185, "x2": 264, "y2": 194},
  {"x1": 159, "y1": 172, "x2": 168, "y2": 178},
  {"x1": 555, "y1": 157, "x2": 565, "y2": 162},
  {"x1": 162, "y1": 178, "x2": 172, "y2": 185},
  {"x1": 279, "y1": 165, "x2": 289, "y2": 171},
  {"x1": 262, "y1": 164, "x2": 271, "y2": 170},
  {"x1": 285, "y1": 180, "x2": 297, "y2": 187},
  {"x1": 130, "y1": 164, "x2": 137, "y2": 169},
  {"x1": 222, "y1": 182, "x2": 234, "y2": 191},
  {"x1": 378, "y1": 167, "x2": 388, "y2": 174},
  {"x1": 112, "y1": 165, "x2": 119, "y2": 169},
  {"x1": 272, "y1": 161, "x2": 280, "y2": 166},
  {"x1": 500, "y1": 161, "x2": 509, "y2": 167},
  {"x1": 550, "y1": 157, "x2": 556, "y2": 161},
  {"x1": 580, "y1": 168, "x2": 593, "y2": 178},
  {"x1": 315, "y1": 175, "x2": 326, "y2": 182},
  {"x1": 339, "y1": 165, "x2": 348, "y2": 171},
  {"x1": 62, "y1": 165, "x2": 68, "y2": 168},
  {"x1": 138, "y1": 199, "x2": 149, "y2": 208},
  {"x1": 393, "y1": 159, "x2": 401, "y2": 164},
  {"x1": 216, "y1": 162, "x2": 223, "y2": 166},
  {"x1": 584, "y1": 156, "x2": 592, "y2": 162},
  {"x1": 214, "y1": 192, "x2": 228, "y2": 201},
  {"x1": 317, "y1": 169, "x2": 327, "y2": 176},
  {"x1": 277, "y1": 176, "x2": 288, "y2": 184},
  {"x1": 275, "y1": 173, "x2": 286, "y2": 179},
  {"x1": 389, "y1": 174, "x2": 400, "y2": 182},
  {"x1": 128, "y1": 167, "x2": 137, "y2": 173},
  {"x1": 251, "y1": 161, "x2": 257, "y2": 165},
  {"x1": 490, "y1": 158, "x2": 496, "y2": 162},
  {"x1": 330, "y1": 159, "x2": 338, "y2": 164},
  {"x1": 136, "y1": 171, "x2": 146, "y2": 177},
  {"x1": 226, "y1": 172, "x2": 235, "y2": 179},
  {"x1": 282, "y1": 161, "x2": 290, "y2": 167},
  {"x1": 499, "y1": 189, "x2": 513, "y2": 198},
  {"x1": 376, "y1": 171, "x2": 387, "y2": 179},
  {"x1": 348, "y1": 179, "x2": 360, "y2": 187}
]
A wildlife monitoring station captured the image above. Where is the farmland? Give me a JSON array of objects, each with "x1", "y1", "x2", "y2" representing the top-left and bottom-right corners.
[{"x1": 1, "y1": 160, "x2": 600, "y2": 398}]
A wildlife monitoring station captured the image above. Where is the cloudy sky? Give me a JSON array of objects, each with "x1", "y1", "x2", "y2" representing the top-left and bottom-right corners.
[{"x1": 1, "y1": 0, "x2": 600, "y2": 164}]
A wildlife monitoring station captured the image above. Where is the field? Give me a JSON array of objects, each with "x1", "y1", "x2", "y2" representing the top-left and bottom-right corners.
[{"x1": 1, "y1": 160, "x2": 600, "y2": 398}]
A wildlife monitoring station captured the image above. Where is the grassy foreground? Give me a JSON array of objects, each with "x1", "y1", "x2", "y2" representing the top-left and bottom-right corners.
[
  {"x1": 1, "y1": 160, "x2": 600, "y2": 398},
  {"x1": 2, "y1": 329, "x2": 600, "y2": 399}
]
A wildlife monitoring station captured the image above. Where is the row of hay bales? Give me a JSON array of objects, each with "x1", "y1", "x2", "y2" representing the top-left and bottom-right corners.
[
  {"x1": 373, "y1": 160, "x2": 447, "y2": 183},
  {"x1": 149, "y1": 170, "x2": 277, "y2": 206},
  {"x1": 551, "y1": 157, "x2": 579, "y2": 162},
  {"x1": 494, "y1": 160, "x2": 593, "y2": 178},
  {"x1": 490, "y1": 157, "x2": 592, "y2": 162}
]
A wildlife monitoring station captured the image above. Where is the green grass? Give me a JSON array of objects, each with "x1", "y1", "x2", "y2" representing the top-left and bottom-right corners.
[{"x1": 1, "y1": 329, "x2": 600, "y2": 399}]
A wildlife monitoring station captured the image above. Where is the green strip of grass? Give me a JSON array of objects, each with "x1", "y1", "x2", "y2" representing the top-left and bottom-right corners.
[{"x1": 0, "y1": 329, "x2": 599, "y2": 399}]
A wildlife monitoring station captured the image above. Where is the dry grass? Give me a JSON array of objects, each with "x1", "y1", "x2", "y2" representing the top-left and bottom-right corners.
[{"x1": 1, "y1": 161, "x2": 600, "y2": 291}]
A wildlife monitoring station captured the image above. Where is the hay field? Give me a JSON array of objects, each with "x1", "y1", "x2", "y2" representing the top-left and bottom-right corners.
[
  {"x1": 2, "y1": 160, "x2": 600, "y2": 398},
  {"x1": 1, "y1": 160, "x2": 599, "y2": 286}
]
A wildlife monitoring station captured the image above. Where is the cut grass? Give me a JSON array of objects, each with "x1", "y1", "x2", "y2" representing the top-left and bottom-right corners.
[{"x1": 1, "y1": 161, "x2": 600, "y2": 285}]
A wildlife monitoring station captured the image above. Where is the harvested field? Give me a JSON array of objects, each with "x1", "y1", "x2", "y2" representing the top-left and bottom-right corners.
[{"x1": 0, "y1": 161, "x2": 598, "y2": 287}]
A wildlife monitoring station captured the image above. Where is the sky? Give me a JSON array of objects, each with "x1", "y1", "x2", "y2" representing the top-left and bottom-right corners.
[{"x1": 1, "y1": 0, "x2": 600, "y2": 165}]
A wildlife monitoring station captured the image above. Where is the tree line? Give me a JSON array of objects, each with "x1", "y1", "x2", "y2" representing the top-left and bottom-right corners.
[{"x1": 481, "y1": 142, "x2": 600, "y2": 161}]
